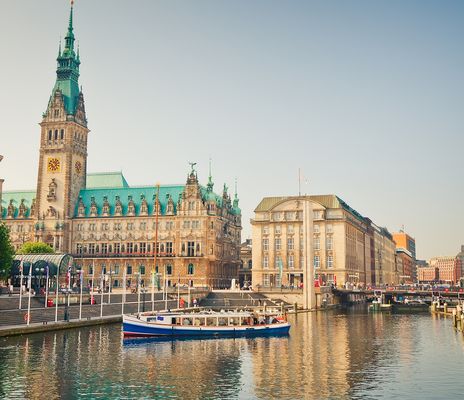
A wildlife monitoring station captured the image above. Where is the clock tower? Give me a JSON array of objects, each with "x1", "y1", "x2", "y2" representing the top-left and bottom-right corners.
[{"x1": 35, "y1": 3, "x2": 89, "y2": 252}]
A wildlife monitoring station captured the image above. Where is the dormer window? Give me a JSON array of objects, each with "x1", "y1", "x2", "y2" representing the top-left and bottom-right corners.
[
  {"x1": 60, "y1": 129, "x2": 64, "y2": 140},
  {"x1": 140, "y1": 195, "x2": 148, "y2": 216},
  {"x1": 54, "y1": 130, "x2": 58, "y2": 140},
  {"x1": 78, "y1": 197, "x2": 85, "y2": 217},
  {"x1": 127, "y1": 195, "x2": 135, "y2": 216},
  {"x1": 90, "y1": 196, "x2": 98, "y2": 217},
  {"x1": 7, "y1": 200, "x2": 15, "y2": 219},
  {"x1": 102, "y1": 196, "x2": 110, "y2": 216},
  {"x1": 115, "y1": 196, "x2": 123, "y2": 216}
]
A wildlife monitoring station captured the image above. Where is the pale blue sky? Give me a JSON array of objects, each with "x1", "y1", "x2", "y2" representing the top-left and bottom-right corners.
[{"x1": 0, "y1": 0, "x2": 463, "y2": 259}]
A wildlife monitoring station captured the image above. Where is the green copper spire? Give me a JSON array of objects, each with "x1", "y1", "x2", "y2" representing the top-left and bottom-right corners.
[
  {"x1": 49, "y1": 2, "x2": 81, "y2": 116},
  {"x1": 207, "y1": 158, "x2": 214, "y2": 191}
]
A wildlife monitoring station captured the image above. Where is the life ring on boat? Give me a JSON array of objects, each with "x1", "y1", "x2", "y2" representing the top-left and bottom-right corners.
[{"x1": 23, "y1": 313, "x2": 30, "y2": 323}]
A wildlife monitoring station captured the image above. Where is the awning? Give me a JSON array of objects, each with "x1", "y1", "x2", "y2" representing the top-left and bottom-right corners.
[{"x1": 12, "y1": 254, "x2": 74, "y2": 276}]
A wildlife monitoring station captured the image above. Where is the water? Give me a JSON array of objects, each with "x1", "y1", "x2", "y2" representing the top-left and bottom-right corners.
[{"x1": 1, "y1": 307, "x2": 464, "y2": 399}]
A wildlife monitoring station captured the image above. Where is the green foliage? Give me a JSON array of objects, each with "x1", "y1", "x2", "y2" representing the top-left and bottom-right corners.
[
  {"x1": 0, "y1": 223, "x2": 15, "y2": 278},
  {"x1": 18, "y1": 241, "x2": 54, "y2": 255}
]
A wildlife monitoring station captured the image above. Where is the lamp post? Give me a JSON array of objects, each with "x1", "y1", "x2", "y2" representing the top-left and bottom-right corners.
[{"x1": 63, "y1": 287, "x2": 70, "y2": 322}]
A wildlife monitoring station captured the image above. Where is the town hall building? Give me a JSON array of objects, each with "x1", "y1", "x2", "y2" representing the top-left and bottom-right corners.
[{"x1": 1, "y1": 4, "x2": 242, "y2": 289}]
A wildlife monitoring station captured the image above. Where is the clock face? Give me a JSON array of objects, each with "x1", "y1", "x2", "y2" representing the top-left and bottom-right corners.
[
  {"x1": 75, "y1": 161, "x2": 82, "y2": 174},
  {"x1": 47, "y1": 157, "x2": 61, "y2": 173}
]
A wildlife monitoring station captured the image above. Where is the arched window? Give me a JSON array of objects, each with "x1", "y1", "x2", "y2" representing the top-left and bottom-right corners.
[
  {"x1": 60, "y1": 129, "x2": 64, "y2": 140},
  {"x1": 188, "y1": 263, "x2": 194, "y2": 275},
  {"x1": 48, "y1": 130, "x2": 52, "y2": 141},
  {"x1": 54, "y1": 130, "x2": 58, "y2": 140}
]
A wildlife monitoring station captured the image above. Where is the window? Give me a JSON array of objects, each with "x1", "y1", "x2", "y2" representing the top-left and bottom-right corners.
[
  {"x1": 328, "y1": 255, "x2": 333, "y2": 268},
  {"x1": 60, "y1": 129, "x2": 64, "y2": 140},
  {"x1": 313, "y1": 210, "x2": 323, "y2": 220},
  {"x1": 314, "y1": 256, "x2": 320, "y2": 268},
  {"x1": 166, "y1": 264, "x2": 172, "y2": 275},
  {"x1": 263, "y1": 274, "x2": 270, "y2": 287},
  {"x1": 166, "y1": 221, "x2": 174, "y2": 230},
  {"x1": 285, "y1": 212, "x2": 294, "y2": 220},
  {"x1": 88, "y1": 265, "x2": 93, "y2": 275},
  {"x1": 127, "y1": 243, "x2": 133, "y2": 254},
  {"x1": 114, "y1": 223, "x2": 121, "y2": 231},
  {"x1": 166, "y1": 242, "x2": 173, "y2": 255},
  {"x1": 140, "y1": 222, "x2": 147, "y2": 230},
  {"x1": 188, "y1": 263, "x2": 194, "y2": 275},
  {"x1": 262, "y1": 238, "x2": 269, "y2": 251},
  {"x1": 326, "y1": 237, "x2": 333, "y2": 250},
  {"x1": 139, "y1": 265, "x2": 145, "y2": 275},
  {"x1": 187, "y1": 241, "x2": 195, "y2": 257},
  {"x1": 263, "y1": 256, "x2": 269, "y2": 269},
  {"x1": 127, "y1": 223, "x2": 134, "y2": 230},
  {"x1": 126, "y1": 265, "x2": 132, "y2": 275},
  {"x1": 102, "y1": 243, "x2": 108, "y2": 254},
  {"x1": 275, "y1": 256, "x2": 282, "y2": 269},
  {"x1": 102, "y1": 223, "x2": 109, "y2": 231},
  {"x1": 54, "y1": 129, "x2": 58, "y2": 140},
  {"x1": 48, "y1": 130, "x2": 52, "y2": 141},
  {"x1": 101, "y1": 265, "x2": 107, "y2": 275},
  {"x1": 314, "y1": 237, "x2": 320, "y2": 250},
  {"x1": 272, "y1": 213, "x2": 281, "y2": 221},
  {"x1": 114, "y1": 243, "x2": 121, "y2": 253},
  {"x1": 287, "y1": 237, "x2": 294, "y2": 250},
  {"x1": 192, "y1": 221, "x2": 200, "y2": 229},
  {"x1": 314, "y1": 224, "x2": 320, "y2": 233},
  {"x1": 89, "y1": 223, "x2": 96, "y2": 231},
  {"x1": 76, "y1": 244, "x2": 83, "y2": 254},
  {"x1": 275, "y1": 225, "x2": 281, "y2": 234},
  {"x1": 188, "y1": 201, "x2": 195, "y2": 211},
  {"x1": 263, "y1": 225, "x2": 269, "y2": 235},
  {"x1": 140, "y1": 243, "x2": 146, "y2": 254},
  {"x1": 89, "y1": 243, "x2": 95, "y2": 255},
  {"x1": 327, "y1": 224, "x2": 333, "y2": 233},
  {"x1": 183, "y1": 220, "x2": 191, "y2": 229},
  {"x1": 275, "y1": 238, "x2": 281, "y2": 251},
  {"x1": 288, "y1": 224, "x2": 294, "y2": 234},
  {"x1": 288, "y1": 255, "x2": 294, "y2": 268},
  {"x1": 114, "y1": 265, "x2": 120, "y2": 274}
]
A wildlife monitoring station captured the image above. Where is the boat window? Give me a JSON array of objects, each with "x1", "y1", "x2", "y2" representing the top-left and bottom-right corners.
[
  {"x1": 207, "y1": 317, "x2": 216, "y2": 326},
  {"x1": 218, "y1": 317, "x2": 227, "y2": 326},
  {"x1": 182, "y1": 318, "x2": 193, "y2": 325},
  {"x1": 172, "y1": 317, "x2": 177, "y2": 325}
]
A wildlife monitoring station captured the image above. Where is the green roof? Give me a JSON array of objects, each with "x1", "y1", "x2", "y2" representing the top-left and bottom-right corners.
[
  {"x1": 75, "y1": 185, "x2": 185, "y2": 217},
  {"x1": 1, "y1": 191, "x2": 36, "y2": 219},
  {"x1": 86, "y1": 172, "x2": 130, "y2": 189}
]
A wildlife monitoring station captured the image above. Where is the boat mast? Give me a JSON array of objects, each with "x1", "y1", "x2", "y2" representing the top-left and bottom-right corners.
[{"x1": 152, "y1": 183, "x2": 160, "y2": 312}]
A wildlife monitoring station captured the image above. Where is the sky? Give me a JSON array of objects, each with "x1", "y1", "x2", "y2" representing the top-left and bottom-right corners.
[{"x1": 0, "y1": 0, "x2": 463, "y2": 260}]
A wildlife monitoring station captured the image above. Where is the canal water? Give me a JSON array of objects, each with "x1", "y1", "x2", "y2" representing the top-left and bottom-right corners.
[{"x1": 1, "y1": 307, "x2": 464, "y2": 399}]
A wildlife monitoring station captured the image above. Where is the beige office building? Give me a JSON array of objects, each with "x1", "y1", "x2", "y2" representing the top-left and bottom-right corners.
[{"x1": 251, "y1": 195, "x2": 397, "y2": 288}]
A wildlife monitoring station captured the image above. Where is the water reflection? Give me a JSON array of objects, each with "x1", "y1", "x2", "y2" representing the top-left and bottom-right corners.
[{"x1": 1, "y1": 308, "x2": 464, "y2": 399}]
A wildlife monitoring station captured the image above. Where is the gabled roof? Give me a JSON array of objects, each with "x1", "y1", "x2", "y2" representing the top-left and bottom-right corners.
[{"x1": 86, "y1": 172, "x2": 129, "y2": 189}]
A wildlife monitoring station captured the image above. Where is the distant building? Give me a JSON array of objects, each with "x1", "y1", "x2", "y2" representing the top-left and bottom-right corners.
[
  {"x1": 417, "y1": 264, "x2": 438, "y2": 283},
  {"x1": 393, "y1": 231, "x2": 416, "y2": 259},
  {"x1": 251, "y1": 195, "x2": 397, "y2": 289},
  {"x1": 239, "y1": 239, "x2": 252, "y2": 287},
  {"x1": 393, "y1": 231, "x2": 416, "y2": 283},
  {"x1": 429, "y1": 256, "x2": 462, "y2": 285},
  {"x1": 457, "y1": 245, "x2": 464, "y2": 278}
]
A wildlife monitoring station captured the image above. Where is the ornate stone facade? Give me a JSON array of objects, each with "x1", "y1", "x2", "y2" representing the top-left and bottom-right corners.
[{"x1": 1, "y1": 4, "x2": 242, "y2": 288}]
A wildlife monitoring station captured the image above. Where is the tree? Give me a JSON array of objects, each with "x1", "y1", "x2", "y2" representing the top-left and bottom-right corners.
[
  {"x1": 0, "y1": 223, "x2": 15, "y2": 280},
  {"x1": 18, "y1": 241, "x2": 54, "y2": 255}
]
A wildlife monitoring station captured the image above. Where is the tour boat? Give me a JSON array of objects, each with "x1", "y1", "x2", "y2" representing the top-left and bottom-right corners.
[
  {"x1": 391, "y1": 299, "x2": 429, "y2": 313},
  {"x1": 123, "y1": 310, "x2": 291, "y2": 338}
]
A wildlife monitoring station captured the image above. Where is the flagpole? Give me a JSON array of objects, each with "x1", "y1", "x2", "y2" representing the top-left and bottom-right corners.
[
  {"x1": 79, "y1": 269, "x2": 83, "y2": 320},
  {"x1": 44, "y1": 264, "x2": 49, "y2": 308},
  {"x1": 137, "y1": 273, "x2": 141, "y2": 315},
  {"x1": 100, "y1": 273, "x2": 104, "y2": 318},
  {"x1": 26, "y1": 263, "x2": 32, "y2": 326},
  {"x1": 19, "y1": 260, "x2": 23, "y2": 310},
  {"x1": 122, "y1": 269, "x2": 126, "y2": 315},
  {"x1": 177, "y1": 275, "x2": 180, "y2": 309},
  {"x1": 54, "y1": 265, "x2": 59, "y2": 322}
]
